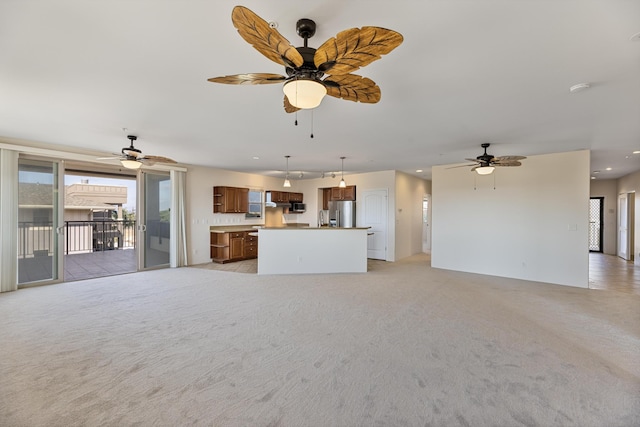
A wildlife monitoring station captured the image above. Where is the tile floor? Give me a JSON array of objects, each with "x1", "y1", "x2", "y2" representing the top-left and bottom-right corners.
[{"x1": 588, "y1": 252, "x2": 640, "y2": 294}]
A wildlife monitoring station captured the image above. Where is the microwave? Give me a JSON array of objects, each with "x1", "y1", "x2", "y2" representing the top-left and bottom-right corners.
[{"x1": 290, "y1": 203, "x2": 306, "y2": 213}]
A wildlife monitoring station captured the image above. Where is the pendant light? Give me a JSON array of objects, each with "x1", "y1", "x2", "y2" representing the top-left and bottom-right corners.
[
  {"x1": 339, "y1": 156, "x2": 346, "y2": 188},
  {"x1": 283, "y1": 155, "x2": 291, "y2": 187}
]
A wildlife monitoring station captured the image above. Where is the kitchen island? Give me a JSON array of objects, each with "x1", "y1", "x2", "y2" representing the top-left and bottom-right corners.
[{"x1": 257, "y1": 227, "x2": 369, "y2": 275}]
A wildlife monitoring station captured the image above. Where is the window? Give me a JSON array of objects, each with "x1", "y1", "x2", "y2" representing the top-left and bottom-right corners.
[{"x1": 246, "y1": 189, "x2": 263, "y2": 218}]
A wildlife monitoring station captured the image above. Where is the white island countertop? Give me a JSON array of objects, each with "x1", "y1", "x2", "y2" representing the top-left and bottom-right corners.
[{"x1": 257, "y1": 227, "x2": 369, "y2": 275}]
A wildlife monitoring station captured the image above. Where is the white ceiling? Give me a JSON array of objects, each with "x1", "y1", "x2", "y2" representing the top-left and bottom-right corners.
[{"x1": 1, "y1": 1, "x2": 639, "y2": 180}]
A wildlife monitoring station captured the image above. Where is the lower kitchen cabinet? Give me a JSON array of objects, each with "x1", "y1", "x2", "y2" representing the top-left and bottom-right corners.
[
  {"x1": 210, "y1": 231, "x2": 257, "y2": 263},
  {"x1": 244, "y1": 232, "x2": 258, "y2": 259}
]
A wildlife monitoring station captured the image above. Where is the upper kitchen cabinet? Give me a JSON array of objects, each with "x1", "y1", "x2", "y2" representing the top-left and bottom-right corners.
[
  {"x1": 330, "y1": 185, "x2": 356, "y2": 201},
  {"x1": 268, "y1": 191, "x2": 290, "y2": 203},
  {"x1": 289, "y1": 192, "x2": 303, "y2": 203},
  {"x1": 266, "y1": 191, "x2": 303, "y2": 203},
  {"x1": 213, "y1": 186, "x2": 249, "y2": 213}
]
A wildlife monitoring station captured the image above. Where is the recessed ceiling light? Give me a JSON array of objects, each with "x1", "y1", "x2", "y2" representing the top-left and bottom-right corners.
[
  {"x1": 633, "y1": 150, "x2": 640, "y2": 154},
  {"x1": 630, "y1": 31, "x2": 640, "y2": 41},
  {"x1": 416, "y1": 169, "x2": 423, "y2": 173},
  {"x1": 591, "y1": 176, "x2": 596, "y2": 180},
  {"x1": 605, "y1": 167, "x2": 612, "y2": 171},
  {"x1": 593, "y1": 170, "x2": 600, "y2": 174},
  {"x1": 252, "y1": 156, "x2": 260, "y2": 160},
  {"x1": 569, "y1": 83, "x2": 590, "y2": 93}
]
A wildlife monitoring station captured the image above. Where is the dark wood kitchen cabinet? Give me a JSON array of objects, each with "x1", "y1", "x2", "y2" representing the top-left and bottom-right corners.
[
  {"x1": 268, "y1": 191, "x2": 290, "y2": 203},
  {"x1": 266, "y1": 191, "x2": 303, "y2": 203},
  {"x1": 289, "y1": 192, "x2": 303, "y2": 202},
  {"x1": 243, "y1": 232, "x2": 258, "y2": 259},
  {"x1": 210, "y1": 231, "x2": 258, "y2": 263},
  {"x1": 330, "y1": 185, "x2": 356, "y2": 201},
  {"x1": 322, "y1": 188, "x2": 332, "y2": 209},
  {"x1": 213, "y1": 186, "x2": 249, "y2": 213}
]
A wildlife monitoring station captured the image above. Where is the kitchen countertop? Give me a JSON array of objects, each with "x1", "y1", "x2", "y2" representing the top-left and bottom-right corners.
[
  {"x1": 258, "y1": 227, "x2": 371, "y2": 230},
  {"x1": 209, "y1": 223, "x2": 310, "y2": 233}
]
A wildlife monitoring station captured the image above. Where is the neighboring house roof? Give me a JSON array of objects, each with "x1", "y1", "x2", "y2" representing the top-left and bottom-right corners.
[{"x1": 18, "y1": 183, "x2": 122, "y2": 210}]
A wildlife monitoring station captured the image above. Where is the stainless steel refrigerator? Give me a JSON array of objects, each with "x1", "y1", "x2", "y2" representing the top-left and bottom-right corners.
[{"x1": 328, "y1": 200, "x2": 356, "y2": 228}]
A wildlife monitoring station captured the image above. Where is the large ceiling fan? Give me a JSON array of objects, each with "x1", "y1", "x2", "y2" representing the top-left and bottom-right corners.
[
  {"x1": 208, "y1": 6, "x2": 404, "y2": 112},
  {"x1": 456, "y1": 143, "x2": 526, "y2": 175},
  {"x1": 99, "y1": 135, "x2": 177, "y2": 170}
]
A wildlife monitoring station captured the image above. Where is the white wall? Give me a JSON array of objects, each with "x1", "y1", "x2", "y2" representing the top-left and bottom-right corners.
[
  {"x1": 618, "y1": 169, "x2": 640, "y2": 265},
  {"x1": 590, "y1": 179, "x2": 618, "y2": 255},
  {"x1": 432, "y1": 150, "x2": 590, "y2": 288},
  {"x1": 395, "y1": 172, "x2": 431, "y2": 260}
]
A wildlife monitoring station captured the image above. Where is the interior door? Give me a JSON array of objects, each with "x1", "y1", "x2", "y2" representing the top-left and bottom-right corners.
[
  {"x1": 17, "y1": 158, "x2": 64, "y2": 285},
  {"x1": 618, "y1": 193, "x2": 629, "y2": 260},
  {"x1": 422, "y1": 194, "x2": 431, "y2": 252},
  {"x1": 359, "y1": 189, "x2": 388, "y2": 260},
  {"x1": 139, "y1": 171, "x2": 171, "y2": 269}
]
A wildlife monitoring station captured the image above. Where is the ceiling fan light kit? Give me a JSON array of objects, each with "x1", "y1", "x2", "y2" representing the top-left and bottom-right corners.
[
  {"x1": 282, "y1": 79, "x2": 327, "y2": 109},
  {"x1": 121, "y1": 159, "x2": 143, "y2": 169},
  {"x1": 475, "y1": 166, "x2": 495, "y2": 175}
]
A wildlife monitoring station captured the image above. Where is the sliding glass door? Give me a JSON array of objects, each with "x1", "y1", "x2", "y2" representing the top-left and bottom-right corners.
[
  {"x1": 18, "y1": 158, "x2": 63, "y2": 284},
  {"x1": 139, "y1": 171, "x2": 171, "y2": 269}
]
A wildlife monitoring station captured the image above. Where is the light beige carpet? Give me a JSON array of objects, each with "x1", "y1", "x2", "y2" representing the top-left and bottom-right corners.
[{"x1": 1, "y1": 254, "x2": 638, "y2": 426}]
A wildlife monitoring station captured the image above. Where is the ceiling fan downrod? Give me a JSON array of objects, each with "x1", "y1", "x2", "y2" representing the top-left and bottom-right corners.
[{"x1": 296, "y1": 18, "x2": 316, "y2": 48}]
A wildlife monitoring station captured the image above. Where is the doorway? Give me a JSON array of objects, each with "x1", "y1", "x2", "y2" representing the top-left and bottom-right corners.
[
  {"x1": 63, "y1": 172, "x2": 137, "y2": 281},
  {"x1": 359, "y1": 189, "x2": 388, "y2": 260},
  {"x1": 618, "y1": 193, "x2": 635, "y2": 261},
  {"x1": 423, "y1": 195, "x2": 431, "y2": 253},
  {"x1": 589, "y1": 197, "x2": 603, "y2": 252}
]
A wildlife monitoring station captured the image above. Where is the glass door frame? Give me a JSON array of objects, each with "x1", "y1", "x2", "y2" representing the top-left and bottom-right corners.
[
  {"x1": 17, "y1": 155, "x2": 65, "y2": 287},
  {"x1": 137, "y1": 169, "x2": 172, "y2": 271}
]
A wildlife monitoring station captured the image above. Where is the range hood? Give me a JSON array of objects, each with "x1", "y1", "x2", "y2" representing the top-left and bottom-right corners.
[{"x1": 265, "y1": 201, "x2": 291, "y2": 208}]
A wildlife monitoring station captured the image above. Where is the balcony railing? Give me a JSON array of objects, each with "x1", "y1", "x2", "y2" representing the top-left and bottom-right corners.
[{"x1": 18, "y1": 220, "x2": 137, "y2": 258}]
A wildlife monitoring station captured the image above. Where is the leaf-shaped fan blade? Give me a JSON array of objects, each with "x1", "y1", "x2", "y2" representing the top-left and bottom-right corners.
[
  {"x1": 314, "y1": 26, "x2": 403, "y2": 75},
  {"x1": 464, "y1": 158, "x2": 482, "y2": 163},
  {"x1": 96, "y1": 155, "x2": 123, "y2": 160},
  {"x1": 324, "y1": 74, "x2": 381, "y2": 103},
  {"x1": 493, "y1": 161, "x2": 522, "y2": 167},
  {"x1": 208, "y1": 73, "x2": 287, "y2": 85},
  {"x1": 139, "y1": 155, "x2": 177, "y2": 165},
  {"x1": 446, "y1": 163, "x2": 478, "y2": 169},
  {"x1": 283, "y1": 95, "x2": 301, "y2": 113},
  {"x1": 493, "y1": 155, "x2": 526, "y2": 162},
  {"x1": 231, "y1": 6, "x2": 304, "y2": 68}
]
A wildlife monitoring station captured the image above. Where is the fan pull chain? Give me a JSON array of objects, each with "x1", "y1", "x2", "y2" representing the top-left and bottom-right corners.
[
  {"x1": 310, "y1": 109, "x2": 314, "y2": 138},
  {"x1": 294, "y1": 111, "x2": 298, "y2": 126},
  {"x1": 493, "y1": 171, "x2": 496, "y2": 190},
  {"x1": 474, "y1": 174, "x2": 477, "y2": 190}
]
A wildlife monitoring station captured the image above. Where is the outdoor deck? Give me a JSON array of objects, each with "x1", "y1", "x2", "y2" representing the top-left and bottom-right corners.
[{"x1": 18, "y1": 249, "x2": 137, "y2": 283}]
